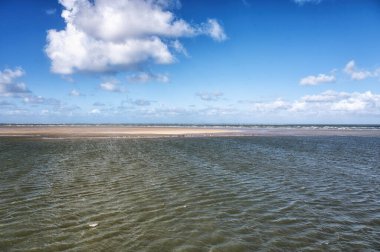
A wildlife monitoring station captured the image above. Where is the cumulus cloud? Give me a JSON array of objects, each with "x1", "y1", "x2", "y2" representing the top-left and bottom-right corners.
[
  {"x1": 0, "y1": 67, "x2": 70, "y2": 113},
  {"x1": 250, "y1": 90, "x2": 380, "y2": 115},
  {"x1": 99, "y1": 81, "x2": 124, "y2": 92},
  {"x1": 343, "y1": 60, "x2": 378, "y2": 81},
  {"x1": 196, "y1": 91, "x2": 224, "y2": 101},
  {"x1": 0, "y1": 68, "x2": 31, "y2": 97},
  {"x1": 300, "y1": 73, "x2": 336, "y2": 86},
  {"x1": 0, "y1": 68, "x2": 24, "y2": 84},
  {"x1": 295, "y1": 90, "x2": 380, "y2": 114},
  {"x1": 127, "y1": 72, "x2": 169, "y2": 83},
  {"x1": 300, "y1": 60, "x2": 380, "y2": 85},
  {"x1": 45, "y1": 0, "x2": 226, "y2": 74}
]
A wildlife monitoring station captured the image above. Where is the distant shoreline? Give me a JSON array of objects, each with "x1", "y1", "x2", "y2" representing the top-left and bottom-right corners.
[
  {"x1": 1, "y1": 125, "x2": 380, "y2": 138},
  {"x1": 0, "y1": 126, "x2": 240, "y2": 138}
]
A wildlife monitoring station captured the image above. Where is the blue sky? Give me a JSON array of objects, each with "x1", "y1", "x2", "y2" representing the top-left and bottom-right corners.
[{"x1": 1, "y1": 0, "x2": 380, "y2": 124}]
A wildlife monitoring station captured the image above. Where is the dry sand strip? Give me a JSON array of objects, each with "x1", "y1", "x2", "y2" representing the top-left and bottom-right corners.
[
  {"x1": 0, "y1": 126, "x2": 245, "y2": 138},
  {"x1": 0, "y1": 126, "x2": 379, "y2": 138}
]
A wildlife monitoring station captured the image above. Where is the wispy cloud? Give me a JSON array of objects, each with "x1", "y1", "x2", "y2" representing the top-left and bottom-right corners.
[
  {"x1": 98, "y1": 89, "x2": 380, "y2": 121},
  {"x1": 99, "y1": 81, "x2": 125, "y2": 93},
  {"x1": 251, "y1": 99, "x2": 290, "y2": 112},
  {"x1": 22, "y1": 95, "x2": 61, "y2": 106},
  {"x1": 127, "y1": 72, "x2": 169, "y2": 84},
  {"x1": 299, "y1": 60, "x2": 380, "y2": 85},
  {"x1": 69, "y1": 89, "x2": 82, "y2": 97},
  {"x1": 196, "y1": 91, "x2": 224, "y2": 101},
  {"x1": 343, "y1": 60, "x2": 379, "y2": 81},
  {"x1": 122, "y1": 98, "x2": 155, "y2": 107},
  {"x1": 45, "y1": 0, "x2": 226, "y2": 75},
  {"x1": 0, "y1": 67, "x2": 31, "y2": 97},
  {"x1": 90, "y1": 108, "x2": 101, "y2": 114},
  {"x1": 171, "y1": 40, "x2": 189, "y2": 57},
  {"x1": 300, "y1": 73, "x2": 336, "y2": 86},
  {"x1": 0, "y1": 67, "x2": 71, "y2": 114},
  {"x1": 205, "y1": 19, "x2": 227, "y2": 42},
  {"x1": 93, "y1": 102, "x2": 105, "y2": 107}
]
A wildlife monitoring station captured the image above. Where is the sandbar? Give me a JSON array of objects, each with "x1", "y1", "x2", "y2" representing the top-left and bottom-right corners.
[
  {"x1": 0, "y1": 125, "x2": 379, "y2": 138},
  {"x1": 0, "y1": 126, "x2": 241, "y2": 138}
]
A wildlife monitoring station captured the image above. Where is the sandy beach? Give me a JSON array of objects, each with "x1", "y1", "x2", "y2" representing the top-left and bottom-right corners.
[
  {"x1": 0, "y1": 125, "x2": 379, "y2": 138},
  {"x1": 0, "y1": 126, "x2": 242, "y2": 138}
]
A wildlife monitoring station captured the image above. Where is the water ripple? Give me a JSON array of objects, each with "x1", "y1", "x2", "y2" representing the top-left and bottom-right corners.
[{"x1": 0, "y1": 136, "x2": 379, "y2": 251}]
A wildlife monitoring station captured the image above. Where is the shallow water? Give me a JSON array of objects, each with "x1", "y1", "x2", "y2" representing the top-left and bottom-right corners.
[{"x1": 0, "y1": 136, "x2": 379, "y2": 251}]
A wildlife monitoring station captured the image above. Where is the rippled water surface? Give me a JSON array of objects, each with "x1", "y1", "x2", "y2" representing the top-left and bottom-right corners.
[{"x1": 1, "y1": 136, "x2": 379, "y2": 251}]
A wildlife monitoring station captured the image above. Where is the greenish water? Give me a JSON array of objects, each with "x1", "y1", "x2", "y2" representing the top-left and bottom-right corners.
[{"x1": 0, "y1": 136, "x2": 379, "y2": 251}]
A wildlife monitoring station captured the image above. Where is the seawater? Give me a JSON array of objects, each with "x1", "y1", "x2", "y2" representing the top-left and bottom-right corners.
[{"x1": 0, "y1": 136, "x2": 379, "y2": 251}]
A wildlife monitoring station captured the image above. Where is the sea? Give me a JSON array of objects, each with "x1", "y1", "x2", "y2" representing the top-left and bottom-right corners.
[{"x1": 0, "y1": 125, "x2": 379, "y2": 251}]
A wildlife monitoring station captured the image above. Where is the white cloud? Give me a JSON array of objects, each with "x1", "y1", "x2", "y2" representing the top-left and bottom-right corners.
[
  {"x1": 22, "y1": 95, "x2": 61, "y2": 106},
  {"x1": 0, "y1": 68, "x2": 31, "y2": 97},
  {"x1": 293, "y1": 0, "x2": 322, "y2": 5},
  {"x1": 0, "y1": 68, "x2": 24, "y2": 84},
  {"x1": 90, "y1": 108, "x2": 101, "y2": 114},
  {"x1": 69, "y1": 89, "x2": 81, "y2": 96},
  {"x1": 343, "y1": 60, "x2": 377, "y2": 81},
  {"x1": 312, "y1": 90, "x2": 379, "y2": 113},
  {"x1": 300, "y1": 73, "x2": 336, "y2": 86},
  {"x1": 205, "y1": 19, "x2": 227, "y2": 42},
  {"x1": 300, "y1": 90, "x2": 343, "y2": 103},
  {"x1": 249, "y1": 90, "x2": 380, "y2": 115},
  {"x1": 45, "y1": 0, "x2": 226, "y2": 74},
  {"x1": 196, "y1": 91, "x2": 224, "y2": 101},
  {"x1": 1, "y1": 108, "x2": 30, "y2": 116},
  {"x1": 0, "y1": 67, "x2": 70, "y2": 114},
  {"x1": 99, "y1": 81, "x2": 124, "y2": 92},
  {"x1": 46, "y1": 24, "x2": 173, "y2": 74},
  {"x1": 127, "y1": 72, "x2": 169, "y2": 83},
  {"x1": 127, "y1": 99, "x2": 153, "y2": 106},
  {"x1": 171, "y1": 40, "x2": 188, "y2": 57},
  {"x1": 198, "y1": 106, "x2": 237, "y2": 116},
  {"x1": 300, "y1": 60, "x2": 380, "y2": 85},
  {"x1": 252, "y1": 99, "x2": 290, "y2": 112}
]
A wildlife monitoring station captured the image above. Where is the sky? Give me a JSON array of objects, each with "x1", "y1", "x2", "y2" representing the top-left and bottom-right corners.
[{"x1": 1, "y1": 0, "x2": 380, "y2": 124}]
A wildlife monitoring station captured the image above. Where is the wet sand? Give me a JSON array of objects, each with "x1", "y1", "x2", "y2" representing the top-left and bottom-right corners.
[{"x1": 0, "y1": 125, "x2": 379, "y2": 138}]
